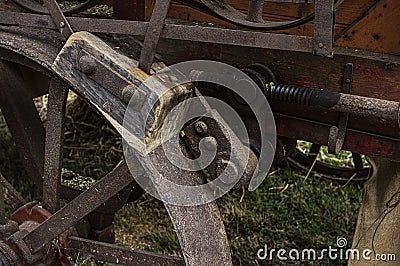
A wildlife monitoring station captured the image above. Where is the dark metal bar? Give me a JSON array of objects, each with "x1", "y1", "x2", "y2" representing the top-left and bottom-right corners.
[
  {"x1": 139, "y1": 0, "x2": 171, "y2": 73},
  {"x1": 161, "y1": 23, "x2": 313, "y2": 52},
  {"x1": 42, "y1": 79, "x2": 68, "y2": 213},
  {"x1": 247, "y1": 0, "x2": 265, "y2": 22},
  {"x1": 314, "y1": 0, "x2": 334, "y2": 57},
  {"x1": 0, "y1": 11, "x2": 313, "y2": 53},
  {"x1": 42, "y1": 0, "x2": 73, "y2": 38},
  {"x1": 23, "y1": 163, "x2": 134, "y2": 254},
  {"x1": 266, "y1": 83, "x2": 400, "y2": 121},
  {"x1": 0, "y1": 60, "x2": 45, "y2": 188},
  {"x1": 69, "y1": 236, "x2": 184, "y2": 265}
]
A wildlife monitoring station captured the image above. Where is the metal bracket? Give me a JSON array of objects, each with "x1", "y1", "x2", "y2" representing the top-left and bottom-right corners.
[
  {"x1": 314, "y1": 0, "x2": 335, "y2": 57},
  {"x1": 42, "y1": 0, "x2": 73, "y2": 38},
  {"x1": 328, "y1": 63, "x2": 353, "y2": 154},
  {"x1": 53, "y1": 32, "x2": 193, "y2": 154}
]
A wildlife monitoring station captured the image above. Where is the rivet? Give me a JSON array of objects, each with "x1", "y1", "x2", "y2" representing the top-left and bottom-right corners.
[
  {"x1": 59, "y1": 21, "x2": 65, "y2": 28},
  {"x1": 318, "y1": 42, "x2": 324, "y2": 48}
]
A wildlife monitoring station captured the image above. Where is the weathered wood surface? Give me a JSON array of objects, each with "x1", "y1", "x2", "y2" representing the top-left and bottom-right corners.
[{"x1": 53, "y1": 32, "x2": 194, "y2": 154}]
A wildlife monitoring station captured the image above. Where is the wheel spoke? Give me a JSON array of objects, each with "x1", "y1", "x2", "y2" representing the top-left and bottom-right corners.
[
  {"x1": 23, "y1": 162, "x2": 136, "y2": 253},
  {"x1": 0, "y1": 60, "x2": 45, "y2": 188},
  {"x1": 42, "y1": 78, "x2": 68, "y2": 213}
]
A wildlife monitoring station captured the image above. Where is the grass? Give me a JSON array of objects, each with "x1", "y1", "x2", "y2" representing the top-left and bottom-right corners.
[{"x1": 0, "y1": 94, "x2": 363, "y2": 265}]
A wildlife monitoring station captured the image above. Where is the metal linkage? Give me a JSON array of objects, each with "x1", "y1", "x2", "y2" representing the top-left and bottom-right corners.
[
  {"x1": 328, "y1": 63, "x2": 353, "y2": 154},
  {"x1": 139, "y1": 0, "x2": 171, "y2": 73},
  {"x1": 42, "y1": 0, "x2": 73, "y2": 38},
  {"x1": 0, "y1": 11, "x2": 314, "y2": 53},
  {"x1": 265, "y1": 83, "x2": 400, "y2": 121},
  {"x1": 314, "y1": 0, "x2": 335, "y2": 57}
]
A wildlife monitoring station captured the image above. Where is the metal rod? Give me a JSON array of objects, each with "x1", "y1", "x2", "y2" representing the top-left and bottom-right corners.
[
  {"x1": 0, "y1": 11, "x2": 313, "y2": 53},
  {"x1": 42, "y1": 79, "x2": 68, "y2": 213},
  {"x1": 314, "y1": 0, "x2": 334, "y2": 57},
  {"x1": 42, "y1": 0, "x2": 73, "y2": 38},
  {"x1": 139, "y1": 0, "x2": 171, "y2": 73},
  {"x1": 23, "y1": 163, "x2": 134, "y2": 254},
  {"x1": 266, "y1": 83, "x2": 400, "y2": 121},
  {"x1": 69, "y1": 236, "x2": 184, "y2": 265}
]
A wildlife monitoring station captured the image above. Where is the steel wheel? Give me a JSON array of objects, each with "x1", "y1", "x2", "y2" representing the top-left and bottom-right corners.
[
  {"x1": 0, "y1": 25, "x2": 232, "y2": 265},
  {"x1": 200, "y1": 0, "x2": 343, "y2": 30}
]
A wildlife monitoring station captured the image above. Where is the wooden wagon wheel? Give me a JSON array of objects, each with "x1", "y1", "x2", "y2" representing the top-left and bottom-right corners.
[{"x1": 0, "y1": 25, "x2": 232, "y2": 265}]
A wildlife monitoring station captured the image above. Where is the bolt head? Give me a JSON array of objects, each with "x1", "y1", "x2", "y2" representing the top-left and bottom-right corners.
[
  {"x1": 194, "y1": 121, "x2": 208, "y2": 136},
  {"x1": 318, "y1": 42, "x2": 324, "y2": 48},
  {"x1": 78, "y1": 55, "x2": 97, "y2": 76},
  {"x1": 345, "y1": 78, "x2": 351, "y2": 84},
  {"x1": 59, "y1": 21, "x2": 65, "y2": 28}
]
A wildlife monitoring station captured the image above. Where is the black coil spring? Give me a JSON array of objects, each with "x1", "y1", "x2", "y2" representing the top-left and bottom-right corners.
[{"x1": 265, "y1": 83, "x2": 314, "y2": 106}]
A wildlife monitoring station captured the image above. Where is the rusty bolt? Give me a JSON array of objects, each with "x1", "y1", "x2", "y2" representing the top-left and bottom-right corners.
[
  {"x1": 203, "y1": 136, "x2": 217, "y2": 151},
  {"x1": 78, "y1": 55, "x2": 97, "y2": 76},
  {"x1": 194, "y1": 121, "x2": 208, "y2": 136},
  {"x1": 216, "y1": 160, "x2": 238, "y2": 184}
]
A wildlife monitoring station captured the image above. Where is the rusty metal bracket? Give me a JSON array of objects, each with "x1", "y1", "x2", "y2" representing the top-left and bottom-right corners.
[
  {"x1": 314, "y1": 0, "x2": 335, "y2": 57},
  {"x1": 139, "y1": 0, "x2": 171, "y2": 73},
  {"x1": 42, "y1": 0, "x2": 73, "y2": 38},
  {"x1": 328, "y1": 63, "x2": 353, "y2": 154}
]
